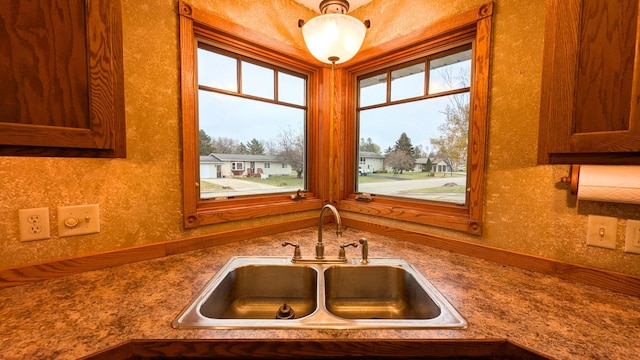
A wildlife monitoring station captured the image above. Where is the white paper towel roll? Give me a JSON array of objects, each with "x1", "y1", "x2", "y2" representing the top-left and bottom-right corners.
[{"x1": 578, "y1": 165, "x2": 640, "y2": 204}]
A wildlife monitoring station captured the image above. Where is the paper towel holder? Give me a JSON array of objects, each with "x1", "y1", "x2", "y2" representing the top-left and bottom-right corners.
[{"x1": 560, "y1": 165, "x2": 580, "y2": 194}]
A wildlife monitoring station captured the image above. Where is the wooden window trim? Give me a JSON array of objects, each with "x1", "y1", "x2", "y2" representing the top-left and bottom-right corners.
[
  {"x1": 336, "y1": 3, "x2": 493, "y2": 235},
  {"x1": 0, "y1": 0, "x2": 126, "y2": 158},
  {"x1": 178, "y1": 1, "x2": 327, "y2": 228}
]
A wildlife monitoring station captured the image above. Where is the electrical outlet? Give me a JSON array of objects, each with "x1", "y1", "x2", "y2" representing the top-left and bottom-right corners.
[
  {"x1": 18, "y1": 207, "x2": 51, "y2": 242},
  {"x1": 58, "y1": 204, "x2": 100, "y2": 237},
  {"x1": 586, "y1": 215, "x2": 617, "y2": 249},
  {"x1": 624, "y1": 219, "x2": 640, "y2": 254}
]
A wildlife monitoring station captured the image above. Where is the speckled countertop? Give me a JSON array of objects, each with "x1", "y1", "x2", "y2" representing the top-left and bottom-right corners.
[{"x1": 1, "y1": 227, "x2": 639, "y2": 359}]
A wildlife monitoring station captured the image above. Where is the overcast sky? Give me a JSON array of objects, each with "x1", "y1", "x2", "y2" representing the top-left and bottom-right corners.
[{"x1": 197, "y1": 47, "x2": 470, "y2": 153}]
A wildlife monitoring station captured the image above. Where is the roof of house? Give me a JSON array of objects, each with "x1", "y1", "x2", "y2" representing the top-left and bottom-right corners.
[
  {"x1": 200, "y1": 153, "x2": 282, "y2": 163},
  {"x1": 358, "y1": 151, "x2": 384, "y2": 159},
  {"x1": 415, "y1": 157, "x2": 452, "y2": 165}
]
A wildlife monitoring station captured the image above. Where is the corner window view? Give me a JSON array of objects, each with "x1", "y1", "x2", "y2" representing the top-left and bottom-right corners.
[
  {"x1": 197, "y1": 44, "x2": 307, "y2": 199},
  {"x1": 357, "y1": 46, "x2": 472, "y2": 205}
]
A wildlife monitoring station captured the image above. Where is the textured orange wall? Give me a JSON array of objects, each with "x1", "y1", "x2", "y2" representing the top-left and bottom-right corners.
[{"x1": 1, "y1": 0, "x2": 639, "y2": 276}]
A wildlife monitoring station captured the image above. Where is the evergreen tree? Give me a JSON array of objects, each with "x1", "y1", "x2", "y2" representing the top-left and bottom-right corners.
[
  {"x1": 199, "y1": 129, "x2": 215, "y2": 155},
  {"x1": 388, "y1": 132, "x2": 416, "y2": 174},
  {"x1": 246, "y1": 138, "x2": 266, "y2": 155},
  {"x1": 394, "y1": 132, "x2": 416, "y2": 158}
]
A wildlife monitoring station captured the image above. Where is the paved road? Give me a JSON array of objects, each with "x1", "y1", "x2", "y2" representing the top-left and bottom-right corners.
[
  {"x1": 359, "y1": 176, "x2": 466, "y2": 203},
  {"x1": 200, "y1": 178, "x2": 295, "y2": 198}
]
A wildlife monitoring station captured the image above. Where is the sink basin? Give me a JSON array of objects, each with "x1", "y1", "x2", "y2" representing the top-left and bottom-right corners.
[
  {"x1": 173, "y1": 256, "x2": 466, "y2": 329},
  {"x1": 324, "y1": 265, "x2": 441, "y2": 320},
  {"x1": 200, "y1": 264, "x2": 317, "y2": 319}
]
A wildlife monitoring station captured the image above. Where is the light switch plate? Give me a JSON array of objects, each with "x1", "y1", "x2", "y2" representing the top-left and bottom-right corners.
[
  {"x1": 624, "y1": 219, "x2": 640, "y2": 254},
  {"x1": 586, "y1": 215, "x2": 617, "y2": 249},
  {"x1": 58, "y1": 204, "x2": 100, "y2": 237}
]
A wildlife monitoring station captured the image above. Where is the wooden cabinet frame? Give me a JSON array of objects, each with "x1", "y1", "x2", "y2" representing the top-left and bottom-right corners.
[
  {"x1": 538, "y1": 0, "x2": 640, "y2": 164},
  {"x1": 0, "y1": 0, "x2": 125, "y2": 158}
]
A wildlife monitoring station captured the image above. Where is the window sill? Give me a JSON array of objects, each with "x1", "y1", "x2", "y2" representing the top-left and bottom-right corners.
[
  {"x1": 185, "y1": 196, "x2": 324, "y2": 228},
  {"x1": 338, "y1": 198, "x2": 482, "y2": 235}
]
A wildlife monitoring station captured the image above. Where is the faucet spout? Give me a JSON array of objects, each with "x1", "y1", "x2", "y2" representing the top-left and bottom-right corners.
[{"x1": 316, "y1": 204, "x2": 342, "y2": 259}]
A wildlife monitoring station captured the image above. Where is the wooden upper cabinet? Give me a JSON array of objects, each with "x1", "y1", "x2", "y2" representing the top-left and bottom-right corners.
[
  {"x1": 538, "y1": 0, "x2": 640, "y2": 164},
  {"x1": 0, "y1": 0, "x2": 125, "y2": 158}
]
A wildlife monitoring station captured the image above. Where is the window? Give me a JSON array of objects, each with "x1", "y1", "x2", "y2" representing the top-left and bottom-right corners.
[
  {"x1": 231, "y1": 162, "x2": 244, "y2": 171},
  {"x1": 357, "y1": 46, "x2": 472, "y2": 205},
  {"x1": 197, "y1": 45, "x2": 307, "y2": 199},
  {"x1": 179, "y1": 3, "x2": 324, "y2": 228},
  {"x1": 339, "y1": 4, "x2": 493, "y2": 235}
]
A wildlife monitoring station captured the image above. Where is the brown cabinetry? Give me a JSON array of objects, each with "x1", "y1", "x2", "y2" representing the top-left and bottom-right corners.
[
  {"x1": 0, "y1": 0, "x2": 125, "y2": 158},
  {"x1": 538, "y1": 0, "x2": 640, "y2": 164}
]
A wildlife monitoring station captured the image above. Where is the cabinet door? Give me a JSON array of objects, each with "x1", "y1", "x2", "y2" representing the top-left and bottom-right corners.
[
  {"x1": 538, "y1": 0, "x2": 640, "y2": 164},
  {"x1": 0, "y1": 0, "x2": 125, "y2": 158}
]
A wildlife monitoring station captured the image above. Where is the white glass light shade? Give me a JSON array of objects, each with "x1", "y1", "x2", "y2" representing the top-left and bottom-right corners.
[{"x1": 302, "y1": 14, "x2": 366, "y2": 64}]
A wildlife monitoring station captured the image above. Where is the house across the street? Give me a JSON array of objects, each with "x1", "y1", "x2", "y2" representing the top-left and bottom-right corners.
[
  {"x1": 358, "y1": 151, "x2": 384, "y2": 173},
  {"x1": 200, "y1": 153, "x2": 292, "y2": 178}
]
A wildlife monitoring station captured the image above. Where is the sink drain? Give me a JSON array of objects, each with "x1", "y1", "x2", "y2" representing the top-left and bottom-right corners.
[{"x1": 275, "y1": 303, "x2": 295, "y2": 319}]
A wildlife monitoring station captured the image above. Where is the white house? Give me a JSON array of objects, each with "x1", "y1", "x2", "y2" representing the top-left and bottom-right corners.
[
  {"x1": 414, "y1": 157, "x2": 453, "y2": 173},
  {"x1": 200, "y1": 153, "x2": 292, "y2": 178},
  {"x1": 358, "y1": 151, "x2": 384, "y2": 173},
  {"x1": 432, "y1": 159, "x2": 453, "y2": 173}
]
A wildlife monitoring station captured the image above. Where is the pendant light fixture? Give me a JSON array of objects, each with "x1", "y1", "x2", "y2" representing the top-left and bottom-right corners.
[{"x1": 298, "y1": 0, "x2": 370, "y2": 64}]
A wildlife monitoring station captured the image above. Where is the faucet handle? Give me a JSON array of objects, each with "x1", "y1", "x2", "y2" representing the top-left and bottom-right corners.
[
  {"x1": 282, "y1": 242, "x2": 301, "y2": 260},
  {"x1": 338, "y1": 242, "x2": 358, "y2": 259}
]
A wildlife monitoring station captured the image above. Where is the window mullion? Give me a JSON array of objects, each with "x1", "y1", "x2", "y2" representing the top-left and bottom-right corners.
[
  {"x1": 236, "y1": 58, "x2": 242, "y2": 94},
  {"x1": 424, "y1": 60, "x2": 429, "y2": 96},
  {"x1": 385, "y1": 70, "x2": 392, "y2": 103}
]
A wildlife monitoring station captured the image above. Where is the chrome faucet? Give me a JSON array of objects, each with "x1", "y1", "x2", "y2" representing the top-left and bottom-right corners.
[{"x1": 316, "y1": 204, "x2": 342, "y2": 259}]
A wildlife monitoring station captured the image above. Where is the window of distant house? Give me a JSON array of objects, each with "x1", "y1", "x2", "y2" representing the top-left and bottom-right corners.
[
  {"x1": 342, "y1": 4, "x2": 492, "y2": 235},
  {"x1": 357, "y1": 46, "x2": 472, "y2": 205},
  {"x1": 197, "y1": 45, "x2": 308, "y2": 199}
]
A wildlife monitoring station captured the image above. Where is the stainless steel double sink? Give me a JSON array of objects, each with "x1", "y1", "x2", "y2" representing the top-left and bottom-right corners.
[{"x1": 172, "y1": 256, "x2": 467, "y2": 329}]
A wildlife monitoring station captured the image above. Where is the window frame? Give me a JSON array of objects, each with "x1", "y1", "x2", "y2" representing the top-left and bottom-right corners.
[
  {"x1": 337, "y1": 3, "x2": 493, "y2": 235},
  {"x1": 179, "y1": 2, "x2": 325, "y2": 228}
]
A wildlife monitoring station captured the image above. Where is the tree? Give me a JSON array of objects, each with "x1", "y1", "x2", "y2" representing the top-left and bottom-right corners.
[
  {"x1": 359, "y1": 137, "x2": 381, "y2": 154},
  {"x1": 388, "y1": 132, "x2": 416, "y2": 173},
  {"x1": 394, "y1": 132, "x2": 416, "y2": 157},
  {"x1": 245, "y1": 138, "x2": 265, "y2": 155},
  {"x1": 276, "y1": 127, "x2": 304, "y2": 178},
  {"x1": 199, "y1": 130, "x2": 215, "y2": 155},
  {"x1": 211, "y1": 136, "x2": 244, "y2": 154},
  {"x1": 430, "y1": 67, "x2": 470, "y2": 172},
  {"x1": 414, "y1": 144, "x2": 427, "y2": 158},
  {"x1": 385, "y1": 150, "x2": 415, "y2": 174}
]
